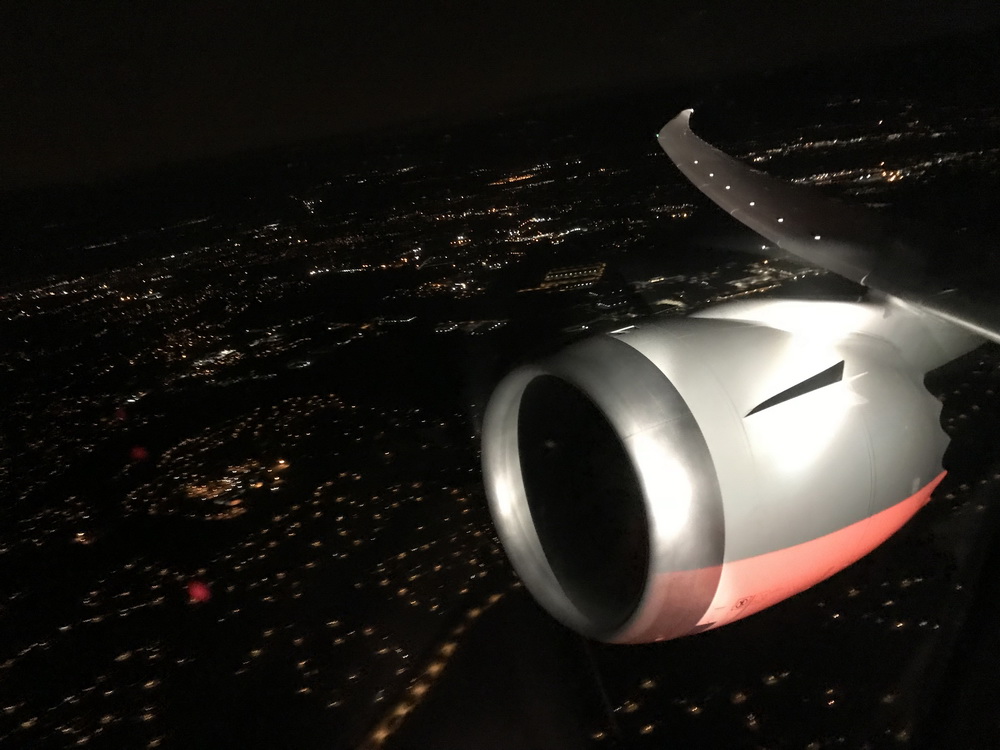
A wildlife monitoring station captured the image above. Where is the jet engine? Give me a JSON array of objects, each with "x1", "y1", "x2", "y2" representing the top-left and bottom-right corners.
[{"x1": 481, "y1": 298, "x2": 979, "y2": 643}]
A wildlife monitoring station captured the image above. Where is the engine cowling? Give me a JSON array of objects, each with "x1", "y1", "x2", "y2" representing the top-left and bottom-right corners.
[{"x1": 481, "y1": 298, "x2": 978, "y2": 643}]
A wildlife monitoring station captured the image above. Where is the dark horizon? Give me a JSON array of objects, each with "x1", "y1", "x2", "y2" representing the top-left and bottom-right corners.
[
  {"x1": 3, "y1": 20, "x2": 1000, "y2": 291},
  {"x1": 3, "y1": 1, "x2": 1000, "y2": 194}
]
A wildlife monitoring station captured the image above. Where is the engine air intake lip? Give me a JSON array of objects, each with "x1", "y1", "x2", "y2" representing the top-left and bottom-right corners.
[{"x1": 482, "y1": 333, "x2": 725, "y2": 642}]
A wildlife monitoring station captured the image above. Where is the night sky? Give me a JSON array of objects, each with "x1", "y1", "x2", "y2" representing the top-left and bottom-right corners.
[{"x1": 2, "y1": 1, "x2": 999, "y2": 192}]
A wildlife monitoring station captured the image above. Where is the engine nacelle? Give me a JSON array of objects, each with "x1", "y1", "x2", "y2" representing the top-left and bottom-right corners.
[{"x1": 482, "y1": 298, "x2": 979, "y2": 643}]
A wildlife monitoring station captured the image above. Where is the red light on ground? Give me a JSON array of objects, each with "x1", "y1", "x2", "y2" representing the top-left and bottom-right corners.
[
  {"x1": 187, "y1": 580, "x2": 212, "y2": 603},
  {"x1": 114, "y1": 407, "x2": 128, "y2": 422},
  {"x1": 130, "y1": 446, "x2": 150, "y2": 462}
]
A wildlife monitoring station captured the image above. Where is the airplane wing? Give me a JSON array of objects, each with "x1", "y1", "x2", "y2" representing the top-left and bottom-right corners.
[{"x1": 658, "y1": 109, "x2": 1000, "y2": 344}]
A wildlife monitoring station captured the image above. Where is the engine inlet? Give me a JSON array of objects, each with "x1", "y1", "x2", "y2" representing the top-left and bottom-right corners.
[
  {"x1": 517, "y1": 375, "x2": 649, "y2": 633},
  {"x1": 482, "y1": 333, "x2": 724, "y2": 642}
]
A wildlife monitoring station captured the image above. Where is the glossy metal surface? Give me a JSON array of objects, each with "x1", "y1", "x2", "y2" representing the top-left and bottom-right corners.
[{"x1": 482, "y1": 298, "x2": 980, "y2": 642}]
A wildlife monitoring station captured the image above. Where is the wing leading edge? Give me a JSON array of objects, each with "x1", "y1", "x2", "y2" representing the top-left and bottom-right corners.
[{"x1": 658, "y1": 110, "x2": 1000, "y2": 345}]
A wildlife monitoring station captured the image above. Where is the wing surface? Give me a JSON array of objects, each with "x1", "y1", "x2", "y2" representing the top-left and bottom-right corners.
[{"x1": 658, "y1": 110, "x2": 1000, "y2": 344}]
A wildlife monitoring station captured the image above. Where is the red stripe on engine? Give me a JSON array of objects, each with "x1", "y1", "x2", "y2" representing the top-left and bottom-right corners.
[
  {"x1": 615, "y1": 472, "x2": 947, "y2": 643},
  {"x1": 701, "y1": 470, "x2": 947, "y2": 630}
]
